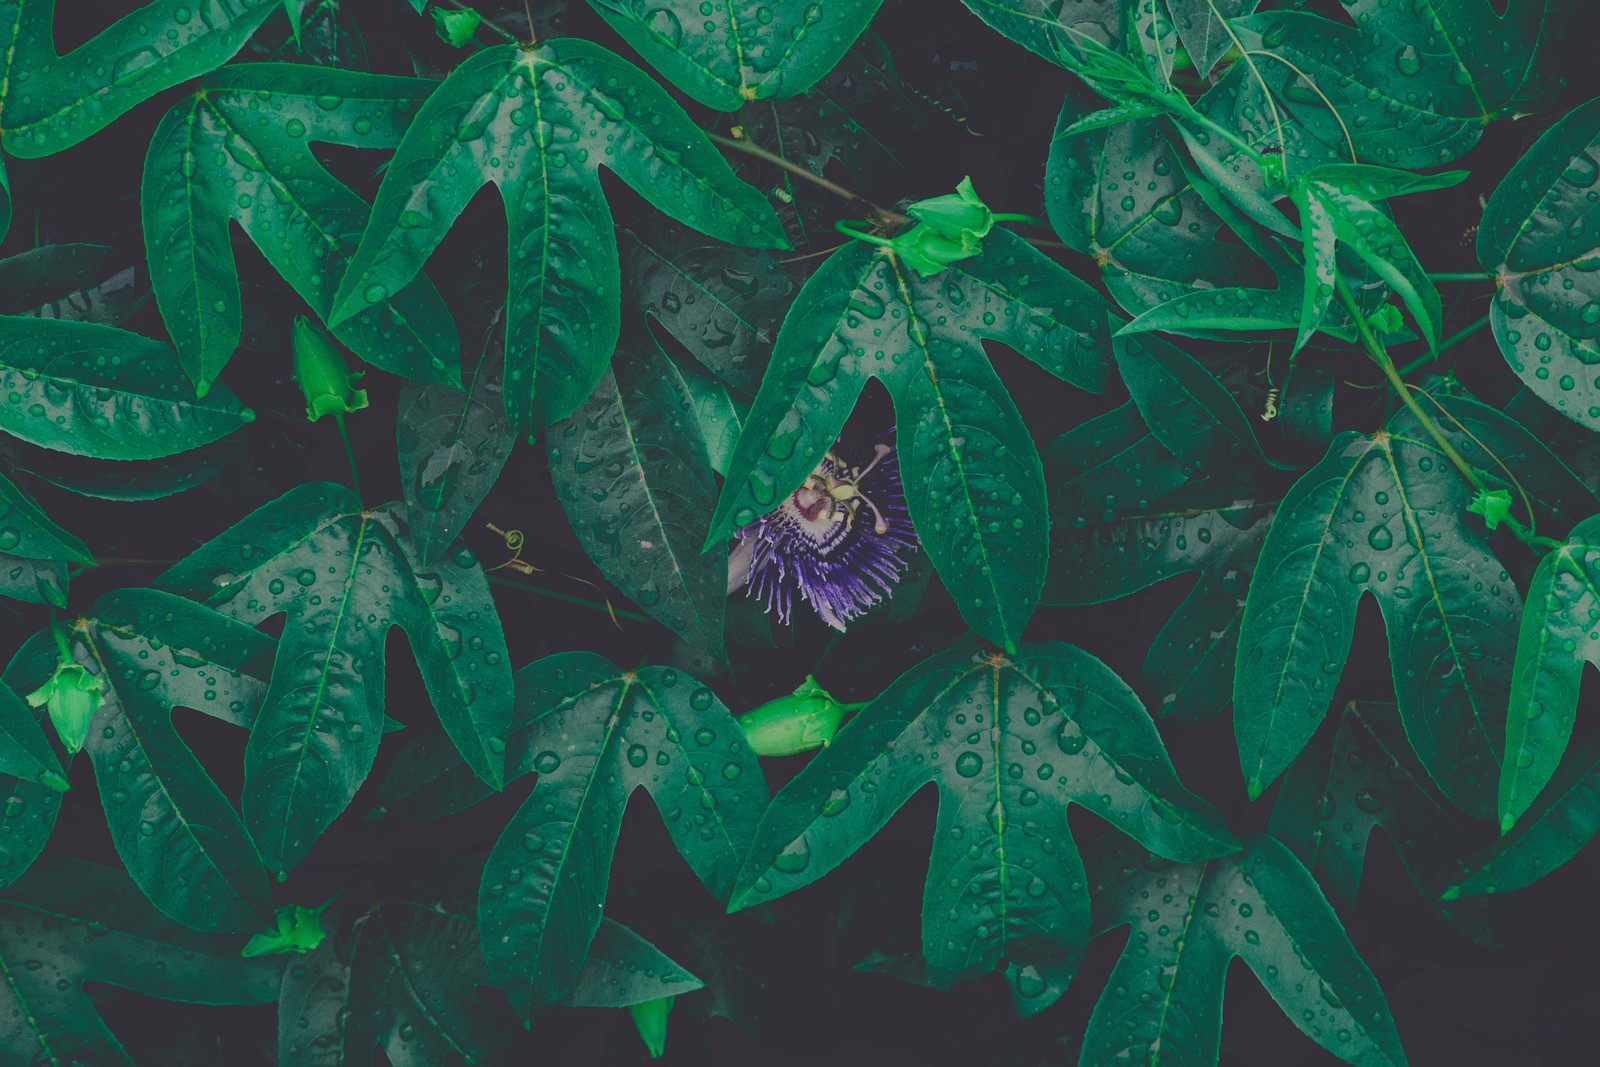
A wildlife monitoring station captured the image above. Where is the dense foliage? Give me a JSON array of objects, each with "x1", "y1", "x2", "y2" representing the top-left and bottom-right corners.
[{"x1": 2, "y1": 0, "x2": 1599, "y2": 1063}]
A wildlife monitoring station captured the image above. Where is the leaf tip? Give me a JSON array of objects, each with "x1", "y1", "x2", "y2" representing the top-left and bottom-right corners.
[
  {"x1": 1439, "y1": 885, "x2": 1462, "y2": 902},
  {"x1": 1499, "y1": 812, "x2": 1516, "y2": 836},
  {"x1": 1245, "y1": 778, "x2": 1265, "y2": 802}
]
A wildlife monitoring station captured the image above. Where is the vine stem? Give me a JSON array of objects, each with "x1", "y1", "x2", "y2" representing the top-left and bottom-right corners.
[
  {"x1": 335, "y1": 414, "x2": 363, "y2": 504},
  {"x1": 486, "y1": 574, "x2": 649, "y2": 624},
  {"x1": 708, "y1": 131, "x2": 907, "y2": 227},
  {"x1": 1335, "y1": 274, "x2": 1484, "y2": 495},
  {"x1": 1426, "y1": 271, "x2": 1496, "y2": 283},
  {"x1": 1397, "y1": 314, "x2": 1490, "y2": 377}
]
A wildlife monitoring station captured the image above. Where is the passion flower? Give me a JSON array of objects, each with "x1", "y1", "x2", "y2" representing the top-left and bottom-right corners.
[{"x1": 728, "y1": 438, "x2": 916, "y2": 631}]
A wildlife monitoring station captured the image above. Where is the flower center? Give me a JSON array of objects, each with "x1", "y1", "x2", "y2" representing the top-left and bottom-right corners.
[{"x1": 784, "y1": 445, "x2": 893, "y2": 536}]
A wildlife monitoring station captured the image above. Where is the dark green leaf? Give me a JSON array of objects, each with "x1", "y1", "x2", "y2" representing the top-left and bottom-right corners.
[
  {"x1": 0, "y1": 436, "x2": 240, "y2": 502},
  {"x1": 583, "y1": 0, "x2": 884, "y2": 110},
  {"x1": 1272, "y1": 701, "x2": 1508, "y2": 946},
  {"x1": 0, "y1": 857, "x2": 278, "y2": 1066},
  {"x1": 622, "y1": 218, "x2": 795, "y2": 395},
  {"x1": 707, "y1": 231, "x2": 1111, "y2": 652},
  {"x1": 1500, "y1": 514, "x2": 1600, "y2": 831},
  {"x1": 143, "y1": 64, "x2": 459, "y2": 393},
  {"x1": 246, "y1": 0, "x2": 369, "y2": 69},
  {"x1": 1165, "y1": 0, "x2": 1256, "y2": 78},
  {"x1": 1479, "y1": 96, "x2": 1600, "y2": 430},
  {"x1": 0, "y1": 316, "x2": 254, "y2": 459},
  {"x1": 730, "y1": 641, "x2": 1238, "y2": 1016},
  {"x1": 549, "y1": 337, "x2": 726, "y2": 657},
  {"x1": 0, "y1": 554, "x2": 68, "y2": 608},
  {"x1": 477, "y1": 653, "x2": 767, "y2": 1018},
  {"x1": 328, "y1": 40, "x2": 786, "y2": 430},
  {"x1": 1080, "y1": 833, "x2": 1407, "y2": 1067},
  {"x1": 0, "y1": 468, "x2": 91, "y2": 566},
  {"x1": 0, "y1": 243, "x2": 145, "y2": 324},
  {"x1": 278, "y1": 855, "x2": 700, "y2": 1066},
  {"x1": 396, "y1": 310, "x2": 514, "y2": 564},
  {"x1": 6, "y1": 590, "x2": 275, "y2": 933},
  {"x1": 155, "y1": 484, "x2": 514, "y2": 878},
  {"x1": 1112, "y1": 332, "x2": 1275, "y2": 466},
  {"x1": 959, "y1": 0, "x2": 1123, "y2": 70},
  {"x1": 1233, "y1": 402, "x2": 1523, "y2": 813},
  {"x1": 0, "y1": 676, "x2": 64, "y2": 793}
]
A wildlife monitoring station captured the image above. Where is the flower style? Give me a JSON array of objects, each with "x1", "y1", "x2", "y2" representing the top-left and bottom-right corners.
[{"x1": 728, "y1": 438, "x2": 917, "y2": 631}]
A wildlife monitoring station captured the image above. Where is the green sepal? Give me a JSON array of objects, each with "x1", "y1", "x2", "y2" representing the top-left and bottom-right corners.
[
  {"x1": 906, "y1": 176, "x2": 994, "y2": 244},
  {"x1": 24, "y1": 661, "x2": 103, "y2": 755},
  {"x1": 629, "y1": 995, "x2": 673, "y2": 1059},
  {"x1": 291, "y1": 316, "x2": 368, "y2": 423},
  {"x1": 432, "y1": 7, "x2": 482, "y2": 47},
  {"x1": 1467, "y1": 488, "x2": 1513, "y2": 531},
  {"x1": 889, "y1": 225, "x2": 979, "y2": 278},
  {"x1": 736, "y1": 675, "x2": 855, "y2": 757},
  {"x1": 240, "y1": 899, "x2": 331, "y2": 957}
]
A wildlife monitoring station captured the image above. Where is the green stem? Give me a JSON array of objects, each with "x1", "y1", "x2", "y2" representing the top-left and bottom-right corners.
[
  {"x1": 1335, "y1": 274, "x2": 1485, "y2": 494},
  {"x1": 49, "y1": 615, "x2": 71, "y2": 660},
  {"x1": 335, "y1": 414, "x2": 362, "y2": 504},
  {"x1": 707, "y1": 131, "x2": 907, "y2": 227},
  {"x1": 991, "y1": 212, "x2": 1049, "y2": 227},
  {"x1": 1167, "y1": 95, "x2": 1266, "y2": 167},
  {"x1": 835, "y1": 220, "x2": 896, "y2": 248},
  {"x1": 1397, "y1": 314, "x2": 1490, "y2": 377},
  {"x1": 485, "y1": 574, "x2": 650, "y2": 623},
  {"x1": 1426, "y1": 271, "x2": 1495, "y2": 283}
]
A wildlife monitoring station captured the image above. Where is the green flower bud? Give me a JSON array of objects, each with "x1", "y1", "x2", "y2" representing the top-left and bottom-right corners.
[
  {"x1": 890, "y1": 225, "x2": 980, "y2": 279},
  {"x1": 25, "y1": 661, "x2": 103, "y2": 755},
  {"x1": 432, "y1": 6, "x2": 482, "y2": 47},
  {"x1": 291, "y1": 316, "x2": 368, "y2": 423},
  {"x1": 629, "y1": 996, "x2": 673, "y2": 1059},
  {"x1": 1467, "y1": 488, "x2": 1513, "y2": 531},
  {"x1": 241, "y1": 901, "x2": 331, "y2": 957},
  {"x1": 907, "y1": 176, "x2": 994, "y2": 244},
  {"x1": 738, "y1": 676, "x2": 861, "y2": 757}
]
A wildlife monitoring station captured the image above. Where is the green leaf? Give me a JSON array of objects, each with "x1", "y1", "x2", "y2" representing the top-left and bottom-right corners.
[
  {"x1": 730, "y1": 641, "x2": 1238, "y2": 1016},
  {"x1": 0, "y1": 555, "x2": 68, "y2": 608},
  {"x1": 1479, "y1": 96, "x2": 1600, "y2": 430},
  {"x1": 1499, "y1": 514, "x2": 1600, "y2": 831},
  {"x1": 0, "y1": 243, "x2": 146, "y2": 325},
  {"x1": 1045, "y1": 429, "x2": 1275, "y2": 727},
  {"x1": 1445, "y1": 728, "x2": 1600, "y2": 899},
  {"x1": 958, "y1": 0, "x2": 1124, "y2": 70},
  {"x1": 0, "y1": 857, "x2": 278, "y2": 1066},
  {"x1": 0, "y1": 316, "x2": 254, "y2": 459},
  {"x1": 622, "y1": 218, "x2": 795, "y2": 396},
  {"x1": 397, "y1": 309, "x2": 514, "y2": 564},
  {"x1": 1232, "y1": 0, "x2": 1563, "y2": 171},
  {"x1": 1080, "y1": 833, "x2": 1408, "y2": 1067},
  {"x1": 1234, "y1": 402, "x2": 1524, "y2": 813},
  {"x1": 143, "y1": 63, "x2": 459, "y2": 394},
  {"x1": 1112, "y1": 331, "x2": 1276, "y2": 467},
  {"x1": 0, "y1": 468, "x2": 91, "y2": 565},
  {"x1": 0, "y1": 677, "x2": 65, "y2": 793},
  {"x1": 6, "y1": 590, "x2": 276, "y2": 933},
  {"x1": 583, "y1": 0, "x2": 884, "y2": 110},
  {"x1": 0, "y1": 0, "x2": 284, "y2": 243},
  {"x1": 706, "y1": 231, "x2": 1111, "y2": 652},
  {"x1": 1165, "y1": 0, "x2": 1256, "y2": 78},
  {"x1": 328, "y1": 40, "x2": 786, "y2": 431},
  {"x1": 549, "y1": 337, "x2": 726, "y2": 658},
  {"x1": 1271, "y1": 701, "x2": 1509, "y2": 946},
  {"x1": 1045, "y1": 97, "x2": 1276, "y2": 317},
  {"x1": 278, "y1": 855, "x2": 701, "y2": 1065},
  {"x1": 2, "y1": 437, "x2": 241, "y2": 502},
  {"x1": 672, "y1": 349, "x2": 746, "y2": 477},
  {"x1": 155, "y1": 483, "x2": 514, "y2": 878},
  {"x1": 245, "y1": 0, "x2": 369, "y2": 69},
  {"x1": 477, "y1": 653, "x2": 767, "y2": 1018}
]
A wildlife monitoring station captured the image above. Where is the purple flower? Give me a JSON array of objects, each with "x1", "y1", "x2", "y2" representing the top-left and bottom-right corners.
[{"x1": 728, "y1": 439, "x2": 918, "y2": 631}]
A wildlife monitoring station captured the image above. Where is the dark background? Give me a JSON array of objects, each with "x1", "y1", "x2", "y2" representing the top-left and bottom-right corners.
[{"x1": 4, "y1": 0, "x2": 1600, "y2": 1063}]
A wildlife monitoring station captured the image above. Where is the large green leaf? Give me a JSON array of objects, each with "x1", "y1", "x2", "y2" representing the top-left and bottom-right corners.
[
  {"x1": 1499, "y1": 514, "x2": 1600, "y2": 832},
  {"x1": 143, "y1": 63, "x2": 459, "y2": 394},
  {"x1": 1231, "y1": 0, "x2": 1563, "y2": 171},
  {"x1": 0, "y1": 0, "x2": 284, "y2": 242},
  {"x1": 705, "y1": 231, "x2": 1112, "y2": 652},
  {"x1": 1079, "y1": 833, "x2": 1407, "y2": 1067},
  {"x1": 155, "y1": 483, "x2": 514, "y2": 878},
  {"x1": 0, "y1": 857, "x2": 279, "y2": 1066},
  {"x1": 245, "y1": 0, "x2": 368, "y2": 69},
  {"x1": 278, "y1": 855, "x2": 700, "y2": 1066},
  {"x1": 0, "y1": 243, "x2": 146, "y2": 325},
  {"x1": 0, "y1": 316, "x2": 254, "y2": 459},
  {"x1": 1271, "y1": 701, "x2": 1508, "y2": 946},
  {"x1": 1165, "y1": 0, "x2": 1256, "y2": 78},
  {"x1": 549, "y1": 337, "x2": 726, "y2": 658},
  {"x1": 1478, "y1": 96, "x2": 1600, "y2": 431},
  {"x1": 0, "y1": 674, "x2": 64, "y2": 793},
  {"x1": 5, "y1": 589, "x2": 275, "y2": 933},
  {"x1": 1445, "y1": 728, "x2": 1600, "y2": 899},
  {"x1": 396, "y1": 310, "x2": 513, "y2": 565},
  {"x1": 582, "y1": 0, "x2": 883, "y2": 111},
  {"x1": 0, "y1": 468, "x2": 91, "y2": 580},
  {"x1": 1234, "y1": 400, "x2": 1527, "y2": 814},
  {"x1": 327, "y1": 40, "x2": 786, "y2": 430},
  {"x1": 622, "y1": 218, "x2": 794, "y2": 396},
  {"x1": 729, "y1": 641, "x2": 1238, "y2": 1016},
  {"x1": 1112, "y1": 331, "x2": 1276, "y2": 467},
  {"x1": 477, "y1": 652, "x2": 768, "y2": 1018},
  {"x1": 1045, "y1": 422, "x2": 1275, "y2": 727}
]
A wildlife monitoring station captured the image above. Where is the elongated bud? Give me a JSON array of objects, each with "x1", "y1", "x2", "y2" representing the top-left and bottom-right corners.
[
  {"x1": 291, "y1": 316, "x2": 367, "y2": 423},
  {"x1": 25, "y1": 661, "x2": 103, "y2": 755},
  {"x1": 737, "y1": 676, "x2": 856, "y2": 757},
  {"x1": 241, "y1": 900, "x2": 332, "y2": 957},
  {"x1": 906, "y1": 176, "x2": 993, "y2": 244},
  {"x1": 629, "y1": 996, "x2": 673, "y2": 1059}
]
